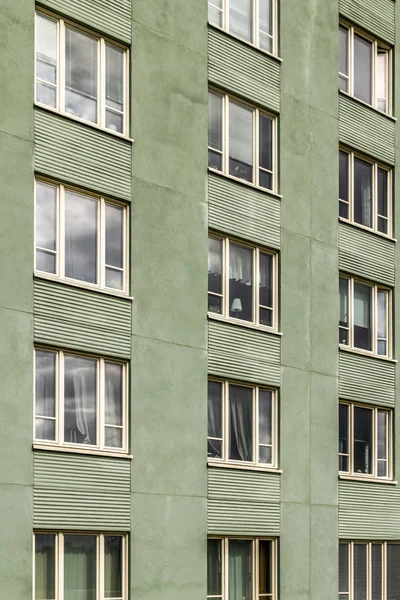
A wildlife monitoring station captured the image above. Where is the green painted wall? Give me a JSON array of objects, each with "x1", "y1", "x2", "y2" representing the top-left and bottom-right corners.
[
  {"x1": 0, "y1": 0, "x2": 34, "y2": 597},
  {"x1": 280, "y1": 1, "x2": 339, "y2": 599}
]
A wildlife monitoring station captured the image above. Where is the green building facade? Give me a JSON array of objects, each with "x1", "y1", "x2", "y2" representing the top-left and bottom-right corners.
[{"x1": 0, "y1": 0, "x2": 399, "y2": 598}]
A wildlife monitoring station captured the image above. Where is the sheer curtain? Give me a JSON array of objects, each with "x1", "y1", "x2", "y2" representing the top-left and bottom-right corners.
[
  {"x1": 35, "y1": 535, "x2": 55, "y2": 600},
  {"x1": 229, "y1": 385, "x2": 253, "y2": 462},
  {"x1": 104, "y1": 536, "x2": 122, "y2": 598},
  {"x1": 229, "y1": 244, "x2": 252, "y2": 285},
  {"x1": 64, "y1": 535, "x2": 96, "y2": 600},
  {"x1": 207, "y1": 539, "x2": 222, "y2": 597},
  {"x1": 228, "y1": 540, "x2": 252, "y2": 600}
]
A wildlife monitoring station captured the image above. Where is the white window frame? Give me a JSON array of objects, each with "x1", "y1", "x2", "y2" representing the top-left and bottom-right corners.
[
  {"x1": 208, "y1": 378, "x2": 278, "y2": 468},
  {"x1": 207, "y1": 536, "x2": 278, "y2": 600},
  {"x1": 339, "y1": 148, "x2": 392, "y2": 236},
  {"x1": 339, "y1": 401, "x2": 392, "y2": 480},
  {"x1": 339, "y1": 275, "x2": 392, "y2": 358},
  {"x1": 33, "y1": 532, "x2": 128, "y2": 600},
  {"x1": 34, "y1": 178, "x2": 129, "y2": 295},
  {"x1": 35, "y1": 8, "x2": 129, "y2": 136},
  {"x1": 339, "y1": 23, "x2": 392, "y2": 114},
  {"x1": 208, "y1": 90, "x2": 278, "y2": 193},
  {"x1": 34, "y1": 347, "x2": 129, "y2": 454},
  {"x1": 208, "y1": 233, "x2": 278, "y2": 331},
  {"x1": 208, "y1": 0, "x2": 279, "y2": 56}
]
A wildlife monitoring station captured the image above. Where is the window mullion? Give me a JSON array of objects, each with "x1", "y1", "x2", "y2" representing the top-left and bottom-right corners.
[
  {"x1": 254, "y1": 387, "x2": 259, "y2": 464},
  {"x1": 373, "y1": 164, "x2": 378, "y2": 232},
  {"x1": 59, "y1": 351, "x2": 64, "y2": 446},
  {"x1": 254, "y1": 108, "x2": 259, "y2": 187},
  {"x1": 224, "y1": 382, "x2": 229, "y2": 462},
  {"x1": 224, "y1": 538, "x2": 229, "y2": 600},
  {"x1": 98, "y1": 359, "x2": 104, "y2": 450},
  {"x1": 224, "y1": 239, "x2": 229, "y2": 319},
  {"x1": 59, "y1": 20, "x2": 65, "y2": 113},
  {"x1": 372, "y1": 42, "x2": 377, "y2": 109},
  {"x1": 349, "y1": 279, "x2": 354, "y2": 349},
  {"x1": 99, "y1": 198, "x2": 105, "y2": 289},
  {"x1": 373, "y1": 409, "x2": 378, "y2": 478},
  {"x1": 383, "y1": 542, "x2": 387, "y2": 600},
  {"x1": 350, "y1": 153, "x2": 354, "y2": 224},
  {"x1": 58, "y1": 533, "x2": 64, "y2": 600},
  {"x1": 98, "y1": 534, "x2": 104, "y2": 600},
  {"x1": 367, "y1": 542, "x2": 371, "y2": 600},
  {"x1": 254, "y1": 247, "x2": 259, "y2": 325},
  {"x1": 350, "y1": 28, "x2": 354, "y2": 96},
  {"x1": 253, "y1": 538, "x2": 258, "y2": 600},
  {"x1": 59, "y1": 185, "x2": 65, "y2": 280},
  {"x1": 373, "y1": 286, "x2": 377, "y2": 356},
  {"x1": 224, "y1": 0, "x2": 229, "y2": 33},
  {"x1": 350, "y1": 404, "x2": 354, "y2": 475},
  {"x1": 100, "y1": 38, "x2": 106, "y2": 129},
  {"x1": 224, "y1": 96, "x2": 229, "y2": 176},
  {"x1": 253, "y1": 0, "x2": 257, "y2": 47}
]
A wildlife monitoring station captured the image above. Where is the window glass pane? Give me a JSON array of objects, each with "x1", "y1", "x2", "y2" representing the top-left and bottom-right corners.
[
  {"x1": 105, "y1": 204, "x2": 123, "y2": 290},
  {"x1": 105, "y1": 363, "x2": 123, "y2": 448},
  {"x1": 353, "y1": 282, "x2": 372, "y2": 351},
  {"x1": 354, "y1": 158, "x2": 373, "y2": 228},
  {"x1": 259, "y1": 114, "x2": 273, "y2": 190},
  {"x1": 339, "y1": 277, "x2": 349, "y2": 345},
  {"x1": 229, "y1": 385, "x2": 253, "y2": 462},
  {"x1": 354, "y1": 407, "x2": 373, "y2": 474},
  {"x1": 65, "y1": 192, "x2": 98, "y2": 284},
  {"x1": 228, "y1": 540, "x2": 252, "y2": 600},
  {"x1": 377, "y1": 411, "x2": 387, "y2": 461},
  {"x1": 377, "y1": 290, "x2": 387, "y2": 356},
  {"x1": 229, "y1": 101, "x2": 253, "y2": 183},
  {"x1": 387, "y1": 543, "x2": 400, "y2": 600},
  {"x1": 104, "y1": 536, "x2": 122, "y2": 598},
  {"x1": 207, "y1": 539, "x2": 222, "y2": 596},
  {"x1": 64, "y1": 355, "x2": 97, "y2": 445},
  {"x1": 65, "y1": 28, "x2": 98, "y2": 123},
  {"x1": 372, "y1": 543, "x2": 383, "y2": 600},
  {"x1": 339, "y1": 543, "x2": 349, "y2": 594},
  {"x1": 35, "y1": 14, "x2": 57, "y2": 107},
  {"x1": 105, "y1": 45, "x2": 124, "y2": 132},
  {"x1": 259, "y1": 540, "x2": 272, "y2": 595},
  {"x1": 64, "y1": 535, "x2": 96, "y2": 600},
  {"x1": 36, "y1": 182, "x2": 57, "y2": 274},
  {"x1": 259, "y1": 0, "x2": 273, "y2": 52},
  {"x1": 376, "y1": 51, "x2": 388, "y2": 112},
  {"x1": 339, "y1": 404, "x2": 349, "y2": 472},
  {"x1": 339, "y1": 151, "x2": 349, "y2": 219},
  {"x1": 35, "y1": 534, "x2": 56, "y2": 600},
  {"x1": 229, "y1": 0, "x2": 252, "y2": 42},
  {"x1": 259, "y1": 390, "x2": 272, "y2": 463},
  {"x1": 259, "y1": 252, "x2": 273, "y2": 326},
  {"x1": 208, "y1": 380, "x2": 223, "y2": 459},
  {"x1": 229, "y1": 243, "x2": 253, "y2": 322},
  {"x1": 354, "y1": 35, "x2": 372, "y2": 104},
  {"x1": 35, "y1": 350, "x2": 56, "y2": 441},
  {"x1": 208, "y1": 92, "x2": 223, "y2": 170},
  {"x1": 208, "y1": 236, "x2": 222, "y2": 314},
  {"x1": 208, "y1": 0, "x2": 223, "y2": 26},
  {"x1": 339, "y1": 27, "x2": 349, "y2": 91},
  {"x1": 377, "y1": 168, "x2": 388, "y2": 233},
  {"x1": 354, "y1": 544, "x2": 367, "y2": 600}
]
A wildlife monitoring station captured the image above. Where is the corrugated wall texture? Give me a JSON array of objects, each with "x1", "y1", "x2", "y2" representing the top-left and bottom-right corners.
[
  {"x1": 34, "y1": 109, "x2": 132, "y2": 200},
  {"x1": 208, "y1": 320, "x2": 281, "y2": 386},
  {"x1": 208, "y1": 173, "x2": 281, "y2": 249},
  {"x1": 339, "y1": 222, "x2": 395, "y2": 286},
  {"x1": 339, "y1": 95, "x2": 395, "y2": 164},
  {"x1": 208, "y1": 27, "x2": 280, "y2": 112},
  {"x1": 339, "y1": 0, "x2": 395, "y2": 44},
  {"x1": 339, "y1": 351, "x2": 395, "y2": 407},
  {"x1": 339, "y1": 480, "x2": 400, "y2": 539},
  {"x1": 34, "y1": 279, "x2": 132, "y2": 358},
  {"x1": 37, "y1": 0, "x2": 132, "y2": 43},
  {"x1": 207, "y1": 467, "x2": 280, "y2": 535},
  {"x1": 33, "y1": 451, "x2": 131, "y2": 529}
]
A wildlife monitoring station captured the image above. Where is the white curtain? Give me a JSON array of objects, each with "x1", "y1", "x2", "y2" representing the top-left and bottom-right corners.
[{"x1": 229, "y1": 244, "x2": 252, "y2": 285}]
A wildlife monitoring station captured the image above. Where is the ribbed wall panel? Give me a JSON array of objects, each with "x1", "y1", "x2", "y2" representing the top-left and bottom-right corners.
[
  {"x1": 339, "y1": 95, "x2": 395, "y2": 164},
  {"x1": 208, "y1": 27, "x2": 280, "y2": 112},
  {"x1": 207, "y1": 468, "x2": 280, "y2": 535},
  {"x1": 38, "y1": 0, "x2": 131, "y2": 43},
  {"x1": 208, "y1": 320, "x2": 281, "y2": 386},
  {"x1": 339, "y1": 223, "x2": 395, "y2": 285},
  {"x1": 33, "y1": 451, "x2": 131, "y2": 530},
  {"x1": 339, "y1": 480, "x2": 400, "y2": 539},
  {"x1": 339, "y1": 0, "x2": 395, "y2": 44},
  {"x1": 208, "y1": 173, "x2": 281, "y2": 249},
  {"x1": 339, "y1": 351, "x2": 395, "y2": 407},
  {"x1": 34, "y1": 279, "x2": 132, "y2": 358},
  {"x1": 34, "y1": 109, "x2": 132, "y2": 200}
]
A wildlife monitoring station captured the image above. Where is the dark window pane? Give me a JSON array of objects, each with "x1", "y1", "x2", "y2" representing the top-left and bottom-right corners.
[
  {"x1": 65, "y1": 192, "x2": 98, "y2": 284},
  {"x1": 259, "y1": 540, "x2": 272, "y2": 594},
  {"x1": 377, "y1": 411, "x2": 387, "y2": 461},
  {"x1": 229, "y1": 0, "x2": 252, "y2": 42},
  {"x1": 339, "y1": 151, "x2": 349, "y2": 202},
  {"x1": 260, "y1": 307, "x2": 273, "y2": 327},
  {"x1": 387, "y1": 544, "x2": 400, "y2": 600},
  {"x1": 228, "y1": 540, "x2": 252, "y2": 600},
  {"x1": 339, "y1": 543, "x2": 349, "y2": 593},
  {"x1": 259, "y1": 114, "x2": 273, "y2": 189},
  {"x1": 259, "y1": 252, "x2": 273, "y2": 308},
  {"x1": 372, "y1": 544, "x2": 382, "y2": 600},
  {"x1": 259, "y1": 170, "x2": 272, "y2": 190},
  {"x1": 354, "y1": 407, "x2": 373, "y2": 474},
  {"x1": 229, "y1": 243, "x2": 253, "y2": 322},
  {"x1": 354, "y1": 35, "x2": 372, "y2": 104},
  {"x1": 339, "y1": 404, "x2": 349, "y2": 472},
  {"x1": 354, "y1": 158, "x2": 373, "y2": 228},
  {"x1": 208, "y1": 92, "x2": 223, "y2": 169},
  {"x1": 208, "y1": 380, "x2": 222, "y2": 459},
  {"x1": 105, "y1": 204, "x2": 123, "y2": 270},
  {"x1": 64, "y1": 535, "x2": 96, "y2": 600},
  {"x1": 354, "y1": 544, "x2": 367, "y2": 600},
  {"x1": 104, "y1": 536, "x2": 122, "y2": 598},
  {"x1": 35, "y1": 418, "x2": 56, "y2": 441},
  {"x1": 207, "y1": 539, "x2": 222, "y2": 596},
  {"x1": 377, "y1": 290, "x2": 387, "y2": 357},
  {"x1": 339, "y1": 277, "x2": 349, "y2": 345},
  {"x1": 377, "y1": 168, "x2": 388, "y2": 234},
  {"x1": 35, "y1": 534, "x2": 56, "y2": 600},
  {"x1": 229, "y1": 101, "x2": 253, "y2": 183},
  {"x1": 208, "y1": 237, "x2": 222, "y2": 295},
  {"x1": 229, "y1": 385, "x2": 253, "y2": 462},
  {"x1": 208, "y1": 295, "x2": 222, "y2": 314},
  {"x1": 64, "y1": 355, "x2": 97, "y2": 445},
  {"x1": 353, "y1": 282, "x2": 372, "y2": 351}
]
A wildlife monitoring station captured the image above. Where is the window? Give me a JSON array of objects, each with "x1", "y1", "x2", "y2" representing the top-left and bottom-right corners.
[
  {"x1": 34, "y1": 532, "x2": 127, "y2": 600},
  {"x1": 208, "y1": 0, "x2": 278, "y2": 54},
  {"x1": 339, "y1": 542, "x2": 400, "y2": 600},
  {"x1": 339, "y1": 275, "x2": 391, "y2": 357},
  {"x1": 35, "y1": 11, "x2": 128, "y2": 134},
  {"x1": 208, "y1": 537, "x2": 277, "y2": 600},
  {"x1": 339, "y1": 24, "x2": 391, "y2": 113},
  {"x1": 208, "y1": 379, "x2": 277, "y2": 467},
  {"x1": 339, "y1": 149, "x2": 391, "y2": 235},
  {"x1": 208, "y1": 90, "x2": 276, "y2": 192},
  {"x1": 339, "y1": 402, "x2": 392, "y2": 479},
  {"x1": 35, "y1": 180, "x2": 128, "y2": 294},
  {"x1": 208, "y1": 234, "x2": 278, "y2": 329},
  {"x1": 35, "y1": 349, "x2": 128, "y2": 453}
]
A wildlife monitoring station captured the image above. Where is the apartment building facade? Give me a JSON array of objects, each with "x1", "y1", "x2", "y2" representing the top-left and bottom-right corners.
[{"x1": 0, "y1": 0, "x2": 399, "y2": 598}]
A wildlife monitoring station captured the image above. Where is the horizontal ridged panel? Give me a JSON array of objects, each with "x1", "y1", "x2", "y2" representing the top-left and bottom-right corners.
[
  {"x1": 34, "y1": 109, "x2": 132, "y2": 200},
  {"x1": 339, "y1": 0, "x2": 395, "y2": 44},
  {"x1": 207, "y1": 468, "x2": 280, "y2": 535},
  {"x1": 34, "y1": 451, "x2": 130, "y2": 530},
  {"x1": 339, "y1": 95, "x2": 395, "y2": 164},
  {"x1": 339, "y1": 351, "x2": 395, "y2": 407},
  {"x1": 34, "y1": 279, "x2": 132, "y2": 358},
  {"x1": 208, "y1": 173, "x2": 280, "y2": 249},
  {"x1": 339, "y1": 223, "x2": 395, "y2": 285},
  {"x1": 38, "y1": 0, "x2": 131, "y2": 43},
  {"x1": 339, "y1": 480, "x2": 400, "y2": 539},
  {"x1": 208, "y1": 320, "x2": 281, "y2": 386},
  {"x1": 208, "y1": 27, "x2": 280, "y2": 112}
]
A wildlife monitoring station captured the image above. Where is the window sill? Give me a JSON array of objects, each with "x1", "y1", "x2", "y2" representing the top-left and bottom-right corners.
[
  {"x1": 34, "y1": 103, "x2": 135, "y2": 143},
  {"x1": 339, "y1": 345, "x2": 396, "y2": 363},
  {"x1": 208, "y1": 168, "x2": 282, "y2": 199},
  {"x1": 34, "y1": 273, "x2": 133, "y2": 301},
  {"x1": 208, "y1": 22, "x2": 282, "y2": 63},
  {"x1": 33, "y1": 443, "x2": 133, "y2": 459},
  {"x1": 208, "y1": 312, "x2": 282, "y2": 336},
  {"x1": 208, "y1": 460, "x2": 282, "y2": 474},
  {"x1": 339, "y1": 218, "x2": 396, "y2": 243},
  {"x1": 338, "y1": 90, "x2": 396, "y2": 122},
  {"x1": 339, "y1": 474, "x2": 397, "y2": 485}
]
